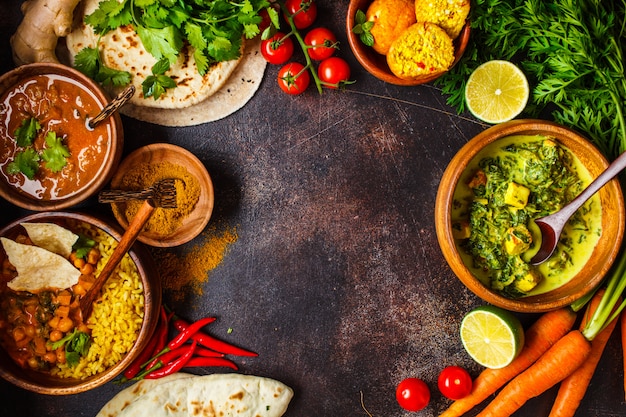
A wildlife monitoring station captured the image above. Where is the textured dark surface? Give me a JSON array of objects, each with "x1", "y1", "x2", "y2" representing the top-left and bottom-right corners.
[{"x1": 1, "y1": 2, "x2": 625, "y2": 416}]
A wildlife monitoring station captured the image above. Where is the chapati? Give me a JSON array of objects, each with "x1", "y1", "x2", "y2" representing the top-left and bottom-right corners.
[{"x1": 21, "y1": 222, "x2": 78, "y2": 258}]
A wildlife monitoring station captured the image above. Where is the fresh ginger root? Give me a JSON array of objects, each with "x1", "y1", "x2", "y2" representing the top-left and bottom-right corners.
[{"x1": 10, "y1": 0, "x2": 81, "y2": 65}]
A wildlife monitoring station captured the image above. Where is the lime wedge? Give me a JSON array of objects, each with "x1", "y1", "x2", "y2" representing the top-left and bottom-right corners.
[
  {"x1": 460, "y1": 305, "x2": 525, "y2": 369},
  {"x1": 465, "y1": 60, "x2": 529, "y2": 124}
]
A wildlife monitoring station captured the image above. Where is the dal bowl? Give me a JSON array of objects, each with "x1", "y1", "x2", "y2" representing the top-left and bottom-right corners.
[
  {"x1": 109, "y1": 143, "x2": 214, "y2": 247},
  {"x1": 0, "y1": 63, "x2": 124, "y2": 211},
  {"x1": 346, "y1": 0, "x2": 470, "y2": 85},
  {"x1": 0, "y1": 211, "x2": 161, "y2": 394},
  {"x1": 434, "y1": 120, "x2": 625, "y2": 312}
]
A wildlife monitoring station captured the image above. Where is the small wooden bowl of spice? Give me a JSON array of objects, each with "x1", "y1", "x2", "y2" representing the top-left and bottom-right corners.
[{"x1": 108, "y1": 144, "x2": 214, "y2": 247}]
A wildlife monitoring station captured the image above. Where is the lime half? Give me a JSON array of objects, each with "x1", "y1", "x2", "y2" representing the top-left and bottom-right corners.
[
  {"x1": 460, "y1": 305, "x2": 525, "y2": 369},
  {"x1": 465, "y1": 60, "x2": 529, "y2": 124}
]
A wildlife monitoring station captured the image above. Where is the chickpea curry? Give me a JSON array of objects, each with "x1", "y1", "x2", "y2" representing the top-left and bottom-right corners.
[{"x1": 0, "y1": 224, "x2": 100, "y2": 372}]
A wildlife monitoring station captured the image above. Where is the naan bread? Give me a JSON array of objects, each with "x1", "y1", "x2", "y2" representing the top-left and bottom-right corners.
[
  {"x1": 65, "y1": 0, "x2": 241, "y2": 110},
  {"x1": 1, "y1": 237, "x2": 81, "y2": 292},
  {"x1": 98, "y1": 374, "x2": 293, "y2": 417},
  {"x1": 21, "y1": 222, "x2": 78, "y2": 258}
]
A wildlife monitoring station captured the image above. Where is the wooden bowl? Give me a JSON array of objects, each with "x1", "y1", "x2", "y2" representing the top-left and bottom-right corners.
[
  {"x1": 346, "y1": 0, "x2": 470, "y2": 85},
  {"x1": 109, "y1": 143, "x2": 214, "y2": 247},
  {"x1": 435, "y1": 120, "x2": 625, "y2": 312},
  {"x1": 0, "y1": 63, "x2": 124, "y2": 211},
  {"x1": 0, "y1": 211, "x2": 161, "y2": 394}
]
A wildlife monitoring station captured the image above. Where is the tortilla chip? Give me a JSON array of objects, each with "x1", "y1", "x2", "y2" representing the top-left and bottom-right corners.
[
  {"x1": 21, "y1": 222, "x2": 78, "y2": 258},
  {"x1": 1, "y1": 237, "x2": 81, "y2": 292},
  {"x1": 102, "y1": 374, "x2": 293, "y2": 417}
]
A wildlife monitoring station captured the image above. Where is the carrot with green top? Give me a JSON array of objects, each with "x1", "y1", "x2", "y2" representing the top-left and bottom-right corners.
[
  {"x1": 548, "y1": 290, "x2": 618, "y2": 417},
  {"x1": 439, "y1": 307, "x2": 577, "y2": 417},
  {"x1": 476, "y1": 329, "x2": 592, "y2": 417}
]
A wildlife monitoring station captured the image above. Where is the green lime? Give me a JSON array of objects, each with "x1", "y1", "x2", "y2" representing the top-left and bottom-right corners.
[
  {"x1": 460, "y1": 305, "x2": 525, "y2": 369},
  {"x1": 465, "y1": 60, "x2": 529, "y2": 124}
]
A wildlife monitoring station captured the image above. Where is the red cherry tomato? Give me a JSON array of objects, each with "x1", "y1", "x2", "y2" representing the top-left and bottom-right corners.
[
  {"x1": 258, "y1": 8, "x2": 272, "y2": 32},
  {"x1": 317, "y1": 57, "x2": 351, "y2": 89},
  {"x1": 396, "y1": 378, "x2": 430, "y2": 412},
  {"x1": 260, "y1": 32, "x2": 294, "y2": 65},
  {"x1": 284, "y1": 0, "x2": 317, "y2": 30},
  {"x1": 277, "y1": 62, "x2": 310, "y2": 95},
  {"x1": 304, "y1": 27, "x2": 337, "y2": 61},
  {"x1": 438, "y1": 366, "x2": 473, "y2": 400}
]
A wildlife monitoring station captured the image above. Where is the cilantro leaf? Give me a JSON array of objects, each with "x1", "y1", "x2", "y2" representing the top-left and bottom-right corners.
[
  {"x1": 49, "y1": 329, "x2": 91, "y2": 368},
  {"x1": 95, "y1": 65, "x2": 132, "y2": 87},
  {"x1": 14, "y1": 117, "x2": 41, "y2": 147},
  {"x1": 136, "y1": 25, "x2": 182, "y2": 62},
  {"x1": 73, "y1": 235, "x2": 96, "y2": 259},
  {"x1": 142, "y1": 59, "x2": 176, "y2": 99},
  {"x1": 41, "y1": 131, "x2": 70, "y2": 173},
  {"x1": 74, "y1": 47, "x2": 100, "y2": 80},
  {"x1": 7, "y1": 149, "x2": 40, "y2": 180},
  {"x1": 151, "y1": 57, "x2": 170, "y2": 76}
]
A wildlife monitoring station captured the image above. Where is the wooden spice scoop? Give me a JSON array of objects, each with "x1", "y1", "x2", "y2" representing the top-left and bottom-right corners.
[
  {"x1": 79, "y1": 179, "x2": 177, "y2": 320},
  {"x1": 88, "y1": 85, "x2": 135, "y2": 129}
]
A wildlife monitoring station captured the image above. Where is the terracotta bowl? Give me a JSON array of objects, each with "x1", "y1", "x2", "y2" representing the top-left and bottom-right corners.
[
  {"x1": 346, "y1": 0, "x2": 470, "y2": 85},
  {"x1": 435, "y1": 120, "x2": 625, "y2": 312},
  {"x1": 0, "y1": 211, "x2": 161, "y2": 394},
  {"x1": 0, "y1": 63, "x2": 124, "y2": 211},
  {"x1": 109, "y1": 143, "x2": 214, "y2": 247}
]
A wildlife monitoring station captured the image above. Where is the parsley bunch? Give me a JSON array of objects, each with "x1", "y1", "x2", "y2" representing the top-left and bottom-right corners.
[
  {"x1": 75, "y1": 0, "x2": 270, "y2": 91},
  {"x1": 436, "y1": 0, "x2": 626, "y2": 160}
]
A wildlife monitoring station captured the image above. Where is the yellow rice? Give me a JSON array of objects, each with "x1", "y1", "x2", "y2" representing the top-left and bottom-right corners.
[{"x1": 51, "y1": 221, "x2": 144, "y2": 379}]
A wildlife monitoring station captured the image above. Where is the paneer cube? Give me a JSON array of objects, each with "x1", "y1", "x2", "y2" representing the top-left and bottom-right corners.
[
  {"x1": 513, "y1": 269, "x2": 542, "y2": 293},
  {"x1": 504, "y1": 226, "x2": 533, "y2": 255},
  {"x1": 504, "y1": 182, "x2": 530, "y2": 208}
]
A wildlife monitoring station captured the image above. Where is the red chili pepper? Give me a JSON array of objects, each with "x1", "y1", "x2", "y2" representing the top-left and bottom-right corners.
[
  {"x1": 168, "y1": 316, "x2": 216, "y2": 350},
  {"x1": 122, "y1": 331, "x2": 159, "y2": 380},
  {"x1": 144, "y1": 340, "x2": 197, "y2": 379},
  {"x1": 195, "y1": 346, "x2": 225, "y2": 358},
  {"x1": 151, "y1": 306, "x2": 170, "y2": 356},
  {"x1": 183, "y1": 356, "x2": 239, "y2": 370},
  {"x1": 173, "y1": 319, "x2": 258, "y2": 357}
]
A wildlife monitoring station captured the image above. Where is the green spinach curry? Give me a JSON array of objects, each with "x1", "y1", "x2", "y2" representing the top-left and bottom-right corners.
[{"x1": 452, "y1": 135, "x2": 602, "y2": 298}]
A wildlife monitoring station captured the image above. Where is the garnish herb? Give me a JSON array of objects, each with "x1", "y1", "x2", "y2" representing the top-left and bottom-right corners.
[
  {"x1": 7, "y1": 149, "x2": 40, "y2": 180},
  {"x1": 437, "y1": 0, "x2": 626, "y2": 159},
  {"x1": 41, "y1": 131, "x2": 70, "y2": 172},
  {"x1": 142, "y1": 58, "x2": 176, "y2": 100},
  {"x1": 351, "y1": 10, "x2": 374, "y2": 47},
  {"x1": 73, "y1": 235, "x2": 96, "y2": 260},
  {"x1": 14, "y1": 117, "x2": 41, "y2": 147},
  {"x1": 49, "y1": 329, "x2": 91, "y2": 368},
  {"x1": 74, "y1": 45, "x2": 131, "y2": 87}
]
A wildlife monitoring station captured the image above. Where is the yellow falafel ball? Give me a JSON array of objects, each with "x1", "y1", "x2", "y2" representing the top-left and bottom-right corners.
[
  {"x1": 386, "y1": 22, "x2": 454, "y2": 80},
  {"x1": 415, "y1": 0, "x2": 470, "y2": 39},
  {"x1": 366, "y1": 0, "x2": 417, "y2": 55}
]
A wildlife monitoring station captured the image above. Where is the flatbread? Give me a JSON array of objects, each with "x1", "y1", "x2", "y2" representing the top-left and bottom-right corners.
[
  {"x1": 1, "y1": 237, "x2": 81, "y2": 292},
  {"x1": 21, "y1": 222, "x2": 78, "y2": 258},
  {"x1": 98, "y1": 373, "x2": 293, "y2": 417},
  {"x1": 62, "y1": 0, "x2": 266, "y2": 126}
]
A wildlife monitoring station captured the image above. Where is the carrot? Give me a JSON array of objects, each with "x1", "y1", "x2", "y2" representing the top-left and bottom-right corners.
[
  {"x1": 476, "y1": 329, "x2": 591, "y2": 417},
  {"x1": 548, "y1": 290, "x2": 618, "y2": 417},
  {"x1": 439, "y1": 307, "x2": 577, "y2": 417}
]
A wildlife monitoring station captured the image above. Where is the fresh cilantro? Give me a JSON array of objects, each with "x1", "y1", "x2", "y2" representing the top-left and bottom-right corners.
[
  {"x1": 74, "y1": 46, "x2": 131, "y2": 87},
  {"x1": 49, "y1": 329, "x2": 91, "y2": 368},
  {"x1": 14, "y1": 117, "x2": 41, "y2": 147},
  {"x1": 142, "y1": 58, "x2": 177, "y2": 100},
  {"x1": 73, "y1": 235, "x2": 96, "y2": 259},
  {"x1": 41, "y1": 131, "x2": 70, "y2": 173},
  {"x1": 136, "y1": 25, "x2": 182, "y2": 62},
  {"x1": 351, "y1": 10, "x2": 374, "y2": 47},
  {"x1": 7, "y1": 149, "x2": 40, "y2": 180}
]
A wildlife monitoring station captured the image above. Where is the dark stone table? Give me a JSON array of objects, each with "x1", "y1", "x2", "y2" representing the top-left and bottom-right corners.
[{"x1": 1, "y1": 2, "x2": 624, "y2": 416}]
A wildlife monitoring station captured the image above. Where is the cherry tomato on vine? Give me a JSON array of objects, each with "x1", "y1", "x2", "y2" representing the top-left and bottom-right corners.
[
  {"x1": 317, "y1": 57, "x2": 351, "y2": 89},
  {"x1": 277, "y1": 62, "x2": 310, "y2": 95},
  {"x1": 261, "y1": 32, "x2": 294, "y2": 65},
  {"x1": 258, "y1": 8, "x2": 272, "y2": 32},
  {"x1": 438, "y1": 366, "x2": 473, "y2": 400},
  {"x1": 396, "y1": 378, "x2": 430, "y2": 411},
  {"x1": 284, "y1": 0, "x2": 317, "y2": 30},
  {"x1": 304, "y1": 27, "x2": 337, "y2": 61}
]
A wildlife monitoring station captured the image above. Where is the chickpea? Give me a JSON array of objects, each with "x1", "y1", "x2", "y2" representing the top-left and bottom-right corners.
[
  {"x1": 27, "y1": 356, "x2": 39, "y2": 369},
  {"x1": 57, "y1": 317, "x2": 74, "y2": 333},
  {"x1": 72, "y1": 283, "x2": 86, "y2": 296},
  {"x1": 78, "y1": 323, "x2": 90, "y2": 334},
  {"x1": 12, "y1": 327, "x2": 26, "y2": 342},
  {"x1": 73, "y1": 257, "x2": 86, "y2": 269},
  {"x1": 43, "y1": 351, "x2": 57, "y2": 364},
  {"x1": 56, "y1": 347, "x2": 66, "y2": 364},
  {"x1": 24, "y1": 324, "x2": 36, "y2": 338},
  {"x1": 87, "y1": 248, "x2": 101, "y2": 265},
  {"x1": 79, "y1": 263, "x2": 94, "y2": 276},
  {"x1": 49, "y1": 329, "x2": 63, "y2": 342}
]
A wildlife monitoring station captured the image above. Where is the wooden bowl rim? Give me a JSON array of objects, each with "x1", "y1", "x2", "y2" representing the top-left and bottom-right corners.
[
  {"x1": 110, "y1": 143, "x2": 214, "y2": 247},
  {"x1": 434, "y1": 119, "x2": 626, "y2": 312},
  {"x1": 0, "y1": 211, "x2": 161, "y2": 394},
  {"x1": 346, "y1": 0, "x2": 471, "y2": 86},
  {"x1": 0, "y1": 63, "x2": 124, "y2": 211}
]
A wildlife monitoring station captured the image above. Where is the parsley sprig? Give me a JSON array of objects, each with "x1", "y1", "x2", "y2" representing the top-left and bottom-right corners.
[
  {"x1": 436, "y1": 0, "x2": 626, "y2": 160},
  {"x1": 49, "y1": 329, "x2": 91, "y2": 368}
]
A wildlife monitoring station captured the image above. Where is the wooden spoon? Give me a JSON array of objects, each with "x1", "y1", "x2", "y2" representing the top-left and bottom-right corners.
[
  {"x1": 530, "y1": 150, "x2": 626, "y2": 265},
  {"x1": 79, "y1": 179, "x2": 177, "y2": 320}
]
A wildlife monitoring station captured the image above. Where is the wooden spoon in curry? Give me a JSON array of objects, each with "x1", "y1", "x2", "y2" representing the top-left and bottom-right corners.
[{"x1": 79, "y1": 179, "x2": 177, "y2": 320}]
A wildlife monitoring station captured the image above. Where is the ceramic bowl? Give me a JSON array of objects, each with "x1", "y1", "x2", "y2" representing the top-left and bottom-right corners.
[
  {"x1": 346, "y1": 0, "x2": 470, "y2": 85},
  {"x1": 434, "y1": 119, "x2": 625, "y2": 312},
  {"x1": 0, "y1": 211, "x2": 161, "y2": 394},
  {"x1": 109, "y1": 143, "x2": 214, "y2": 247},
  {"x1": 0, "y1": 63, "x2": 124, "y2": 211}
]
